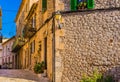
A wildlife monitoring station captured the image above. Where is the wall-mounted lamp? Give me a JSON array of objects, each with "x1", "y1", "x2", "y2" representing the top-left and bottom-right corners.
[
  {"x1": 55, "y1": 11, "x2": 62, "y2": 29},
  {"x1": 18, "y1": 36, "x2": 26, "y2": 42},
  {"x1": 55, "y1": 11, "x2": 62, "y2": 20}
]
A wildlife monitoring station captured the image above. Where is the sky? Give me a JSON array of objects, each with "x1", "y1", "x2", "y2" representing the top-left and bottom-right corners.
[{"x1": 0, "y1": 0, "x2": 21, "y2": 38}]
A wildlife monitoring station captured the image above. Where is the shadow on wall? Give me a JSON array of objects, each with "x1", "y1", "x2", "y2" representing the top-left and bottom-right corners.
[{"x1": 103, "y1": 66, "x2": 120, "y2": 82}]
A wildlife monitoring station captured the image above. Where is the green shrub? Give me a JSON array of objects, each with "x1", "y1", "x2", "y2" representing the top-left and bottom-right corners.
[
  {"x1": 80, "y1": 70, "x2": 115, "y2": 82},
  {"x1": 103, "y1": 75, "x2": 114, "y2": 82},
  {"x1": 34, "y1": 61, "x2": 45, "y2": 74}
]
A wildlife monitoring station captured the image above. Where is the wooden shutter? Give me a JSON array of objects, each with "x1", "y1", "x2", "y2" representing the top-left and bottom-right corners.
[
  {"x1": 42, "y1": 0, "x2": 47, "y2": 12},
  {"x1": 87, "y1": 0, "x2": 95, "y2": 9},
  {"x1": 71, "y1": 0, "x2": 77, "y2": 11}
]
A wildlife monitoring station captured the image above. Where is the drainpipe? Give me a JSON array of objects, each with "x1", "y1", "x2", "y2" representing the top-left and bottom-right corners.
[
  {"x1": 52, "y1": 14, "x2": 55, "y2": 82},
  {"x1": 52, "y1": 0, "x2": 56, "y2": 82}
]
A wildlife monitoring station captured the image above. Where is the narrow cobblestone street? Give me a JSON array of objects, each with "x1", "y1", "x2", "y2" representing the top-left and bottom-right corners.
[{"x1": 0, "y1": 69, "x2": 49, "y2": 82}]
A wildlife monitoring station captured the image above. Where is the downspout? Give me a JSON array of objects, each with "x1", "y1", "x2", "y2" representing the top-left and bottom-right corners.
[
  {"x1": 52, "y1": 14, "x2": 55, "y2": 82},
  {"x1": 52, "y1": 0, "x2": 56, "y2": 82}
]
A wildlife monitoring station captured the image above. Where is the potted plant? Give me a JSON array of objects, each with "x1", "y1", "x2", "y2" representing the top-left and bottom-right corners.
[
  {"x1": 77, "y1": 2, "x2": 87, "y2": 10},
  {"x1": 34, "y1": 61, "x2": 45, "y2": 77}
]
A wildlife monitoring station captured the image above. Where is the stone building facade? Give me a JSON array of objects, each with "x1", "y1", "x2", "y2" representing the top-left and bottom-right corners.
[
  {"x1": 0, "y1": 38, "x2": 9, "y2": 68},
  {"x1": 56, "y1": 0, "x2": 120, "y2": 82},
  {"x1": 13, "y1": 0, "x2": 55, "y2": 81},
  {"x1": 13, "y1": 0, "x2": 39, "y2": 69},
  {"x1": 60, "y1": 9, "x2": 120, "y2": 82},
  {"x1": 13, "y1": 0, "x2": 120, "y2": 82}
]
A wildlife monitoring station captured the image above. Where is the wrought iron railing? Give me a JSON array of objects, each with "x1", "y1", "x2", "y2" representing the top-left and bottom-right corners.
[
  {"x1": 12, "y1": 37, "x2": 25, "y2": 52},
  {"x1": 22, "y1": 23, "x2": 36, "y2": 38}
]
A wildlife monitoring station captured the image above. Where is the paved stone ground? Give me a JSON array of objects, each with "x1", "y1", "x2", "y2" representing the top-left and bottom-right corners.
[{"x1": 0, "y1": 69, "x2": 49, "y2": 82}]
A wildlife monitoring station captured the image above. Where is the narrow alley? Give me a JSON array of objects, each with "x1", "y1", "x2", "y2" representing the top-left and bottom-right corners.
[{"x1": 0, "y1": 69, "x2": 49, "y2": 82}]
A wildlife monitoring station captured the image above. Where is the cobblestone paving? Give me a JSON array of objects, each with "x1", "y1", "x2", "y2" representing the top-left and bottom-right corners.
[{"x1": 0, "y1": 69, "x2": 49, "y2": 82}]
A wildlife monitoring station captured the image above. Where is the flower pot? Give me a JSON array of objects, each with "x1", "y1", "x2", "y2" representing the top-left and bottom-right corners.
[
  {"x1": 43, "y1": 69, "x2": 47, "y2": 77},
  {"x1": 37, "y1": 74, "x2": 42, "y2": 78}
]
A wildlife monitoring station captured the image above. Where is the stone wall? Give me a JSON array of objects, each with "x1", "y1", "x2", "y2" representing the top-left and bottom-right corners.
[
  {"x1": 59, "y1": 0, "x2": 120, "y2": 11},
  {"x1": 61, "y1": 9, "x2": 120, "y2": 82},
  {"x1": 95, "y1": 0, "x2": 120, "y2": 9}
]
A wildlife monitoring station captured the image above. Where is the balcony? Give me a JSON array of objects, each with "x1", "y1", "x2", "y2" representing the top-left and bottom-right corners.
[
  {"x1": 12, "y1": 37, "x2": 25, "y2": 52},
  {"x1": 23, "y1": 23, "x2": 37, "y2": 38}
]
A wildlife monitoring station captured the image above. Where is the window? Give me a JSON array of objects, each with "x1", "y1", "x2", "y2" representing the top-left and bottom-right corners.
[
  {"x1": 8, "y1": 57, "x2": 10, "y2": 63},
  {"x1": 42, "y1": 0, "x2": 47, "y2": 12},
  {"x1": 5, "y1": 58, "x2": 7, "y2": 63},
  {"x1": 8, "y1": 48, "x2": 9, "y2": 52},
  {"x1": 30, "y1": 43, "x2": 32, "y2": 54},
  {"x1": 30, "y1": 40, "x2": 35, "y2": 54},
  {"x1": 2, "y1": 47, "x2": 4, "y2": 56},
  {"x1": 2, "y1": 59, "x2": 4, "y2": 64},
  {"x1": 26, "y1": 3, "x2": 28, "y2": 12},
  {"x1": 44, "y1": 37, "x2": 47, "y2": 69},
  {"x1": 6, "y1": 46, "x2": 7, "y2": 55},
  {"x1": 32, "y1": 14, "x2": 36, "y2": 28},
  {"x1": 70, "y1": 0, "x2": 95, "y2": 11}
]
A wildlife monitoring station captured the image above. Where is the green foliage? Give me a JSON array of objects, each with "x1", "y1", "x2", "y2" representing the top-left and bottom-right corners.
[
  {"x1": 34, "y1": 61, "x2": 45, "y2": 74},
  {"x1": 78, "y1": 2, "x2": 87, "y2": 7},
  {"x1": 77, "y1": 2, "x2": 87, "y2": 9},
  {"x1": 103, "y1": 75, "x2": 114, "y2": 82},
  {"x1": 80, "y1": 70, "x2": 115, "y2": 82}
]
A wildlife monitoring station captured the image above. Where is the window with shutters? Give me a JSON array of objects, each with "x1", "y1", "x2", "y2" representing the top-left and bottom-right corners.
[
  {"x1": 70, "y1": 0, "x2": 94, "y2": 11},
  {"x1": 42, "y1": 0, "x2": 47, "y2": 12}
]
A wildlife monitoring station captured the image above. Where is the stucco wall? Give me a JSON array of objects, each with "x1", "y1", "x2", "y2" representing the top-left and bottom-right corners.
[
  {"x1": 0, "y1": 50, "x2": 2, "y2": 65},
  {"x1": 60, "y1": 9, "x2": 120, "y2": 82},
  {"x1": 2, "y1": 37, "x2": 15, "y2": 69}
]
